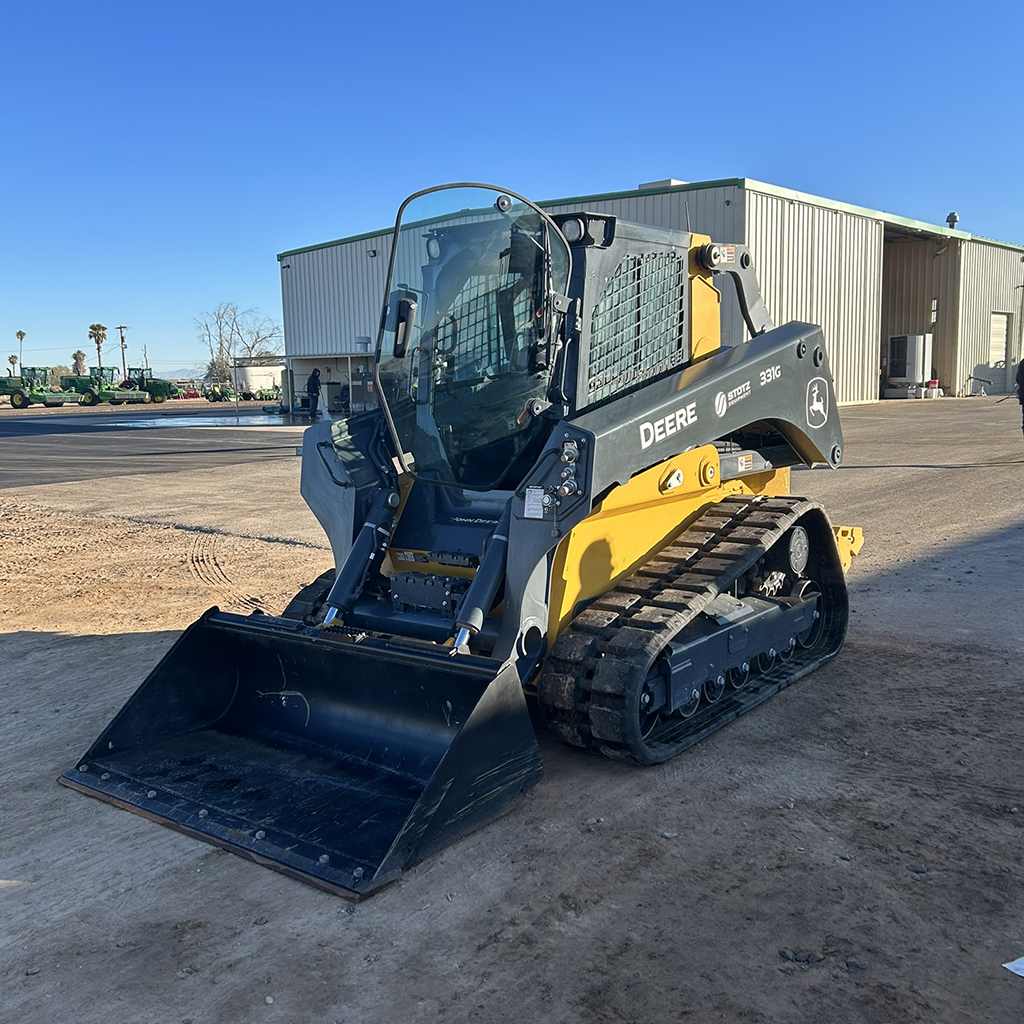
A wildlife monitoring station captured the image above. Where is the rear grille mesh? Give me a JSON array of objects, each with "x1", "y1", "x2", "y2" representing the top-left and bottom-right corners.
[{"x1": 586, "y1": 253, "x2": 689, "y2": 405}]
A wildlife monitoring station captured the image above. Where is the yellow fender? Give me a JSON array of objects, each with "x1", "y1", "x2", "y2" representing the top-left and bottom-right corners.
[{"x1": 832, "y1": 526, "x2": 864, "y2": 573}]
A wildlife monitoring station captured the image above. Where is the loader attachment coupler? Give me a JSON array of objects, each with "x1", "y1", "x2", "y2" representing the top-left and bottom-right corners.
[{"x1": 59, "y1": 609, "x2": 543, "y2": 898}]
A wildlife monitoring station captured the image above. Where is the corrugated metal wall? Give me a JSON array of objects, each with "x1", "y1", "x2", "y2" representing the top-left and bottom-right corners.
[
  {"x1": 880, "y1": 238, "x2": 960, "y2": 390},
  {"x1": 279, "y1": 184, "x2": 1021, "y2": 405},
  {"x1": 744, "y1": 190, "x2": 883, "y2": 405},
  {"x1": 282, "y1": 187, "x2": 749, "y2": 362},
  {"x1": 956, "y1": 241, "x2": 1024, "y2": 393},
  {"x1": 280, "y1": 232, "x2": 392, "y2": 357},
  {"x1": 546, "y1": 185, "x2": 885, "y2": 405}
]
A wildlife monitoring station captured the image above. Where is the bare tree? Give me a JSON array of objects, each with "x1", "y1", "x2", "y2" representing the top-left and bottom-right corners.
[
  {"x1": 234, "y1": 310, "x2": 282, "y2": 359},
  {"x1": 88, "y1": 323, "x2": 107, "y2": 370},
  {"x1": 195, "y1": 305, "x2": 233, "y2": 381},
  {"x1": 195, "y1": 303, "x2": 282, "y2": 381},
  {"x1": 72, "y1": 350, "x2": 87, "y2": 375}
]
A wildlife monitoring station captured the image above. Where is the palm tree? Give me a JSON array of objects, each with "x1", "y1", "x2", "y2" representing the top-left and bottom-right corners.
[
  {"x1": 7, "y1": 354, "x2": 17, "y2": 376},
  {"x1": 88, "y1": 324, "x2": 107, "y2": 370},
  {"x1": 15, "y1": 330, "x2": 25, "y2": 372},
  {"x1": 72, "y1": 350, "x2": 87, "y2": 375}
]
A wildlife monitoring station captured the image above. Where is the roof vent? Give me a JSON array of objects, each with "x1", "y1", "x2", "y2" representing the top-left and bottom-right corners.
[
  {"x1": 638, "y1": 178, "x2": 687, "y2": 191},
  {"x1": 946, "y1": 211, "x2": 959, "y2": 230}
]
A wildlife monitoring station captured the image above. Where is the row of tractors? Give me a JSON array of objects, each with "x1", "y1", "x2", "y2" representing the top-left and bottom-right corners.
[
  {"x1": 201, "y1": 382, "x2": 281, "y2": 402},
  {"x1": 0, "y1": 366, "x2": 178, "y2": 409}
]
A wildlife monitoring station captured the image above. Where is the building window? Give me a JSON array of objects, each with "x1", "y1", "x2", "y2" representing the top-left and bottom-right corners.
[{"x1": 930, "y1": 298, "x2": 938, "y2": 327}]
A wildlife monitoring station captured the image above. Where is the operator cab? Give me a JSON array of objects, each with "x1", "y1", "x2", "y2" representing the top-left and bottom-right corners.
[{"x1": 374, "y1": 184, "x2": 572, "y2": 492}]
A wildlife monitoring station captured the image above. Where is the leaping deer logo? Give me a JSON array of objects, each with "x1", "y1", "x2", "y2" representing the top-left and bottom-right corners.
[{"x1": 806, "y1": 378, "x2": 828, "y2": 428}]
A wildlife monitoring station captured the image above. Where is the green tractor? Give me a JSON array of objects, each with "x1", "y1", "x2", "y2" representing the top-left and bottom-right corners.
[
  {"x1": 121, "y1": 366, "x2": 178, "y2": 403},
  {"x1": 61, "y1": 367, "x2": 150, "y2": 406},
  {"x1": 203, "y1": 382, "x2": 236, "y2": 402},
  {"x1": 60, "y1": 366, "x2": 107, "y2": 405},
  {"x1": 239, "y1": 384, "x2": 281, "y2": 401},
  {"x1": 1, "y1": 367, "x2": 83, "y2": 409}
]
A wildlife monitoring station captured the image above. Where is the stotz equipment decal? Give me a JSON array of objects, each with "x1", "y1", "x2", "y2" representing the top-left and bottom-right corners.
[{"x1": 714, "y1": 381, "x2": 752, "y2": 417}]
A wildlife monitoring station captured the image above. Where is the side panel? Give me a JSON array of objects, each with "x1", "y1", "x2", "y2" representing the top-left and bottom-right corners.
[
  {"x1": 547, "y1": 446, "x2": 791, "y2": 640},
  {"x1": 299, "y1": 419, "x2": 357, "y2": 570},
  {"x1": 574, "y1": 322, "x2": 846, "y2": 498}
]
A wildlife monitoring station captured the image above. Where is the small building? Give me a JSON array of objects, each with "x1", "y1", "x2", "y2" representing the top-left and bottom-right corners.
[{"x1": 277, "y1": 178, "x2": 1024, "y2": 406}]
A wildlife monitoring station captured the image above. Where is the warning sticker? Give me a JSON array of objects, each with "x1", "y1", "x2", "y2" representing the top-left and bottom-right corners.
[
  {"x1": 737, "y1": 454, "x2": 753, "y2": 473},
  {"x1": 524, "y1": 486, "x2": 546, "y2": 519}
]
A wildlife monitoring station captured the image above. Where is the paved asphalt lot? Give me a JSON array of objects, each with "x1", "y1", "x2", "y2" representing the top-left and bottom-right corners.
[{"x1": 0, "y1": 404, "x2": 312, "y2": 488}]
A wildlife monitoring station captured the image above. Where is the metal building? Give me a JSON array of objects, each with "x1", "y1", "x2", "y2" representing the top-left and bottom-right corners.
[{"x1": 277, "y1": 178, "x2": 1024, "y2": 409}]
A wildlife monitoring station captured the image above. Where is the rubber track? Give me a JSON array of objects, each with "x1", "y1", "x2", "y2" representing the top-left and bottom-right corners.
[{"x1": 538, "y1": 495, "x2": 848, "y2": 765}]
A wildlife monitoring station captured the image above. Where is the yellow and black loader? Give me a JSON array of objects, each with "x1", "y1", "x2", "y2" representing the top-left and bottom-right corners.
[{"x1": 62, "y1": 184, "x2": 862, "y2": 897}]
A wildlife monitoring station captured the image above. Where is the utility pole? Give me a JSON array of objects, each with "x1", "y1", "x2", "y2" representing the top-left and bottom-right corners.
[{"x1": 117, "y1": 325, "x2": 129, "y2": 379}]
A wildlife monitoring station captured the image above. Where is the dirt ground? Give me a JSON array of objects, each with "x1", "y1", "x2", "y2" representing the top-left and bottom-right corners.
[{"x1": 2, "y1": 397, "x2": 1023, "y2": 1023}]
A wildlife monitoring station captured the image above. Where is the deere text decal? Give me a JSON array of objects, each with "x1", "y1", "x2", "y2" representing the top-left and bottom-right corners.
[{"x1": 639, "y1": 402, "x2": 697, "y2": 449}]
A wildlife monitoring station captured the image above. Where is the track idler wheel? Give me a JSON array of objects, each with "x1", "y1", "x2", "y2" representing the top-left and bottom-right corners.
[
  {"x1": 622, "y1": 664, "x2": 702, "y2": 765},
  {"x1": 729, "y1": 662, "x2": 751, "y2": 689},
  {"x1": 703, "y1": 674, "x2": 726, "y2": 704}
]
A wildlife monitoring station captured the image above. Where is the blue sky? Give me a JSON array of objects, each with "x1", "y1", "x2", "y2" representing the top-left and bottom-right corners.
[{"x1": 5, "y1": 0, "x2": 1023, "y2": 373}]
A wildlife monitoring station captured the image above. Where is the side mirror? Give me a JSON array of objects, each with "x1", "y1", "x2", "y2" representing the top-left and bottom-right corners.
[{"x1": 392, "y1": 296, "x2": 418, "y2": 358}]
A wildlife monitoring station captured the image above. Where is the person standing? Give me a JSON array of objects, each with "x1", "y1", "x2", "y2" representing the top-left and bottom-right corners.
[
  {"x1": 1017, "y1": 358, "x2": 1024, "y2": 443},
  {"x1": 306, "y1": 367, "x2": 322, "y2": 420}
]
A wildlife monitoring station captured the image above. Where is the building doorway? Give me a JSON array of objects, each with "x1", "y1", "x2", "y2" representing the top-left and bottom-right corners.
[{"x1": 989, "y1": 312, "x2": 1014, "y2": 393}]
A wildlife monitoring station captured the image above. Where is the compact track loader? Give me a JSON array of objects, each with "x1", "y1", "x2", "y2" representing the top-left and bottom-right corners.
[{"x1": 61, "y1": 184, "x2": 862, "y2": 897}]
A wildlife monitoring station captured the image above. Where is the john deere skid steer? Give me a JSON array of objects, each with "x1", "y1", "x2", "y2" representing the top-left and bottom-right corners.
[{"x1": 61, "y1": 184, "x2": 862, "y2": 898}]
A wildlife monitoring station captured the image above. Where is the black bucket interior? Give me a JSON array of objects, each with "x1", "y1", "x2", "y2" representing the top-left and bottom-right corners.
[{"x1": 60, "y1": 610, "x2": 543, "y2": 897}]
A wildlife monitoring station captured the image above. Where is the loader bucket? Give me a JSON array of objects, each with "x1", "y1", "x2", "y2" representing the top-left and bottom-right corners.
[{"x1": 59, "y1": 609, "x2": 543, "y2": 898}]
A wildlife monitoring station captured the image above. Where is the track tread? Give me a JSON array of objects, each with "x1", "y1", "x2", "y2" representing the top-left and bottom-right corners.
[{"x1": 537, "y1": 495, "x2": 849, "y2": 765}]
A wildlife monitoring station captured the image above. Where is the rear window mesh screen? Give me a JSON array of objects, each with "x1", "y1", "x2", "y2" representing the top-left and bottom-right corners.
[
  {"x1": 439, "y1": 268, "x2": 536, "y2": 374},
  {"x1": 586, "y1": 253, "x2": 688, "y2": 404}
]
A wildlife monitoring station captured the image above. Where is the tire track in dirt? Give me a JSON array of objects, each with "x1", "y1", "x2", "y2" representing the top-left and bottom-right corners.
[{"x1": 185, "y1": 532, "x2": 263, "y2": 610}]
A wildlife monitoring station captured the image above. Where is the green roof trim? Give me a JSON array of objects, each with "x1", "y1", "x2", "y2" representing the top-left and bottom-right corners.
[
  {"x1": 738, "y1": 178, "x2": 973, "y2": 242},
  {"x1": 278, "y1": 225, "x2": 392, "y2": 260},
  {"x1": 960, "y1": 231, "x2": 1024, "y2": 251},
  {"x1": 278, "y1": 177, "x2": 1024, "y2": 259},
  {"x1": 537, "y1": 177, "x2": 747, "y2": 208}
]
